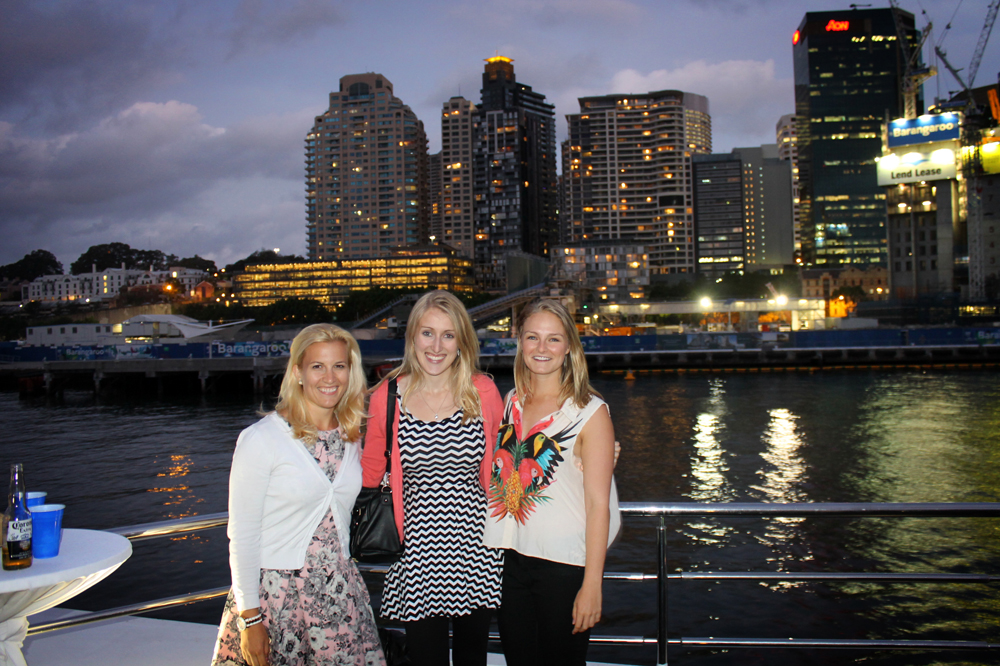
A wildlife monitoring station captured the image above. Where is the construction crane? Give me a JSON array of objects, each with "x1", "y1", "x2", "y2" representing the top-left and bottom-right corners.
[
  {"x1": 889, "y1": 0, "x2": 936, "y2": 119},
  {"x1": 933, "y1": 0, "x2": 1000, "y2": 300}
]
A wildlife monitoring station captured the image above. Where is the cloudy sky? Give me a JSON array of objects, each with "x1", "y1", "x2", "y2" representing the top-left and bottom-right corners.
[{"x1": 1, "y1": 0, "x2": 993, "y2": 270}]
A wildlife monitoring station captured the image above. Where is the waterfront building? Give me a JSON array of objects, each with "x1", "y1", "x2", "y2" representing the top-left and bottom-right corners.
[
  {"x1": 474, "y1": 57, "x2": 558, "y2": 292},
  {"x1": 564, "y1": 89, "x2": 712, "y2": 279},
  {"x1": 800, "y1": 265, "x2": 889, "y2": 300},
  {"x1": 878, "y1": 113, "x2": 963, "y2": 298},
  {"x1": 232, "y1": 245, "x2": 473, "y2": 308},
  {"x1": 439, "y1": 97, "x2": 477, "y2": 259},
  {"x1": 693, "y1": 145, "x2": 794, "y2": 276},
  {"x1": 305, "y1": 73, "x2": 428, "y2": 261},
  {"x1": 552, "y1": 241, "x2": 650, "y2": 303},
  {"x1": 793, "y1": 8, "x2": 920, "y2": 267},
  {"x1": 23, "y1": 267, "x2": 208, "y2": 303},
  {"x1": 692, "y1": 153, "x2": 744, "y2": 275},
  {"x1": 776, "y1": 114, "x2": 802, "y2": 255}
]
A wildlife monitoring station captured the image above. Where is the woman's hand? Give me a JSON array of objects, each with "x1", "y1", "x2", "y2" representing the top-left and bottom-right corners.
[
  {"x1": 240, "y1": 619, "x2": 270, "y2": 666},
  {"x1": 572, "y1": 580, "x2": 603, "y2": 634}
]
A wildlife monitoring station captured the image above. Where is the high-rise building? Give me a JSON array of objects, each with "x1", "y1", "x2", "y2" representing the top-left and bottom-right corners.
[
  {"x1": 564, "y1": 90, "x2": 711, "y2": 277},
  {"x1": 735, "y1": 145, "x2": 794, "y2": 271},
  {"x1": 775, "y1": 114, "x2": 801, "y2": 256},
  {"x1": 439, "y1": 97, "x2": 477, "y2": 259},
  {"x1": 428, "y1": 151, "x2": 443, "y2": 242},
  {"x1": 474, "y1": 57, "x2": 558, "y2": 291},
  {"x1": 793, "y1": 8, "x2": 920, "y2": 267},
  {"x1": 693, "y1": 153, "x2": 745, "y2": 275},
  {"x1": 305, "y1": 73, "x2": 428, "y2": 261},
  {"x1": 693, "y1": 145, "x2": 794, "y2": 276}
]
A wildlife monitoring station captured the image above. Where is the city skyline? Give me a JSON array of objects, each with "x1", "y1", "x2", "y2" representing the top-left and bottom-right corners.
[{"x1": 0, "y1": 0, "x2": 992, "y2": 269}]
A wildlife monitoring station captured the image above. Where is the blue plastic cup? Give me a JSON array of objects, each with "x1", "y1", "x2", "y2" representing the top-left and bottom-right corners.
[
  {"x1": 26, "y1": 492, "x2": 47, "y2": 508},
  {"x1": 32, "y1": 504, "x2": 65, "y2": 559}
]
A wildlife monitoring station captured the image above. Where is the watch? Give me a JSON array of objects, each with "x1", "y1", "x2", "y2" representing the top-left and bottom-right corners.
[{"x1": 236, "y1": 612, "x2": 264, "y2": 631}]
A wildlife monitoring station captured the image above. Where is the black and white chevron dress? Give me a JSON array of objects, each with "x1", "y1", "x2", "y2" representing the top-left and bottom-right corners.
[{"x1": 380, "y1": 407, "x2": 503, "y2": 621}]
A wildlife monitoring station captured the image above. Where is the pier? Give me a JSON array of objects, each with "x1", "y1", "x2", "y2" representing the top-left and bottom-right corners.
[{"x1": 3, "y1": 341, "x2": 999, "y2": 398}]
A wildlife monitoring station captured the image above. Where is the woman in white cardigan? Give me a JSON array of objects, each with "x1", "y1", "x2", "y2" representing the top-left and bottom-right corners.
[{"x1": 211, "y1": 324, "x2": 386, "y2": 666}]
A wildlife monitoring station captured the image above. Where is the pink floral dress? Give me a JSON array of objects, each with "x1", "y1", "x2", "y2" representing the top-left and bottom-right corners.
[{"x1": 212, "y1": 430, "x2": 386, "y2": 666}]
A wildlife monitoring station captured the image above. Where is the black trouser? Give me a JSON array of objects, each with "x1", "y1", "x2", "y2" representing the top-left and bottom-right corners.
[
  {"x1": 403, "y1": 606, "x2": 492, "y2": 666},
  {"x1": 497, "y1": 549, "x2": 590, "y2": 666}
]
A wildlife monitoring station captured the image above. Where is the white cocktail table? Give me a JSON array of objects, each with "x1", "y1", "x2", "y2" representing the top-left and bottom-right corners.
[{"x1": 0, "y1": 529, "x2": 132, "y2": 666}]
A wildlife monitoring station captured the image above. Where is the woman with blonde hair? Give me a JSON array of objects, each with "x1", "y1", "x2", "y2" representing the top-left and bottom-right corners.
[
  {"x1": 484, "y1": 298, "x2": 620, "y2": 666},
  {"x1": 213, "y1": 324, "x2": 385, "y2": 666},
  {"x1": 362, "y1": 290, "x2": 504, "y2": 666}
]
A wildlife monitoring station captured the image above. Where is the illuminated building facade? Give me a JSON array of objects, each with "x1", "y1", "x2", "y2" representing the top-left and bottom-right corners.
[
  {"x1": 800, "y1": 265, "x2": 888, "y2": 300},
  {"x1": 305, "y1": 73, "x2": 428, "y2": 261},
  {"x1": 232, "y1": 246, "x2": 473, "y2": 308},
  {"x1": 793, "y1": 8, "x2": 919, "y2": 266},
  {"x1": 439, "y1": 97, "x2": 477, "y2": 259},
  {"x1": 564, "y1": 89, "x2": 711, "y2": 277},
  {"x1": 553, "y1": 242, "x2": 650, "y2": 303},
  {"x1": 776, "y1": 114, "x2": 802, "y2": 254},
  {"x1": 878, "y1": 113, "x2": 963, "y2": 298},
  {"x1": 693, "y1": 146, "x2": 794, "y2": 276},
  {"x1": 474, "y1": 57, "x2": 558, "y2": 291},
  {"x1": 23, "y1": 267, "x2": 207, "y2": 303}
]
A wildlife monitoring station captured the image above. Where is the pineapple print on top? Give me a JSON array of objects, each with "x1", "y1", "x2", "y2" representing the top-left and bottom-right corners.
[{"x1": 488, "y1": 395, "x2": 578, "y2": 524}]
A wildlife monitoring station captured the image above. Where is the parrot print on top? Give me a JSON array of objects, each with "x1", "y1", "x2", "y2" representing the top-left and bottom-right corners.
[{"x1": 488, "y1": 394, "x2": 578, "y2": 525}]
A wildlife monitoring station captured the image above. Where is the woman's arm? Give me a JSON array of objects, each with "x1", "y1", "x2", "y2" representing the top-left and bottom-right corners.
[
  {"x1": 228, "y1": 429, "x2": 273, "y2": 665},
  {"x1": 573, "y1": 404, "x2": 615, "y2": 634},
  {"x1": 360, "y1": 382, "x2": 389, "y2": 487}
]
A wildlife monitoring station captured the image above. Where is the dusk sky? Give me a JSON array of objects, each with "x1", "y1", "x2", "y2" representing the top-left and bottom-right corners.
[{"x1": 1, "y1": 0, "x2": 994, "y2": 270}]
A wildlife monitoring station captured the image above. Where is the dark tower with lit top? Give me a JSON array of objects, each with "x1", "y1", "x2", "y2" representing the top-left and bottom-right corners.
[
  {"x1": 474, "y1": 56, "x2": 558, "y2": 291},
  {"x1": 793, "y1": 7, "x2": 920, "y2": 267}
]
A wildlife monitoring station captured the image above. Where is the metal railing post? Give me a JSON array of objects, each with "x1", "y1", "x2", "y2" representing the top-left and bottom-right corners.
[{"x1": 657, "y1": 515, "x2": 669, "y2": 665}]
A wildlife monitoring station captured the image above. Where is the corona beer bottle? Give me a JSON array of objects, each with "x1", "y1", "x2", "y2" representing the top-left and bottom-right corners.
[{"x1": 2, "y1": 463, "x2": 32, "y2": 570}]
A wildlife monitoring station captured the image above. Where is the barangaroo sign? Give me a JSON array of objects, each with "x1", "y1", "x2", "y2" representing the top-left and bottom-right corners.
[{"x1": 886, "y1": 113, "x2": 961, "y2": 148}]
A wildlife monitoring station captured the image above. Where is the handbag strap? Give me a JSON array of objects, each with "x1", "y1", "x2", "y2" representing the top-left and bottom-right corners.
[{"x1": 382, "y1": 378, "x2": 398, "y2": 484}]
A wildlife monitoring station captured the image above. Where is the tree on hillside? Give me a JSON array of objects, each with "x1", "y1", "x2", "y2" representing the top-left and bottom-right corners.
[
  {"x1": 335, "y1": 287, "x2": 423, "y2": 323},
  {"x1": 174, "y1": 255, "x2": 218, "y2": 274},
  {"x1": 259, "y1": 298, "x2": 331, "y2": 326},
  {"x1": 0, "y1": 249, "x2": 63, "y2": 281},
  {"x1": 70, "y1": 243, "x2": 174, "y2": 274},
  {"x1": 224, "y1": 249, "x2": 306, "y2": 274}
]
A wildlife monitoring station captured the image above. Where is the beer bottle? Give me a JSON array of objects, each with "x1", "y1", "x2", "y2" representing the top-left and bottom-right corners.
[{"x1": 2, "y1": 463, "x2": 32, "y2": 570}]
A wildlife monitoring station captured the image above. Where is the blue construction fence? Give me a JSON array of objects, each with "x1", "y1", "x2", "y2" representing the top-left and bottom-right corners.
[{"x1": 3, "y1": 327, "x2": 999, "y2": 363}]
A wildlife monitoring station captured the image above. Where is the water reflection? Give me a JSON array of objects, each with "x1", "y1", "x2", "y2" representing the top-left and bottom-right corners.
[{"x1": 687, "y1": 379, "x2": 735, "y2": 544}]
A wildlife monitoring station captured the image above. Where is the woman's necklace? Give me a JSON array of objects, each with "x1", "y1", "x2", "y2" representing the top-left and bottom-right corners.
[{"x1": 419, "y1": 388, "x2": 453, "y2": 421}]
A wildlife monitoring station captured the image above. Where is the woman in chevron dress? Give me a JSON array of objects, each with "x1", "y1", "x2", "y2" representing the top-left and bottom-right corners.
[{"x1": 362, "y1": 290, "x2": 504, "y2": 666}]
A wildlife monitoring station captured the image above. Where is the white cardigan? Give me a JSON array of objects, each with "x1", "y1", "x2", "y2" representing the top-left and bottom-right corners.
[{"x1": 227, "y1": 412, "x2": 362, "y2": 611}]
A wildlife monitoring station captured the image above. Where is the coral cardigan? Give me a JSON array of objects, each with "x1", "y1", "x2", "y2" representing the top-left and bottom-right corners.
[{"x1": 361, "y1": 373, "x2": 504, "y2": 544}]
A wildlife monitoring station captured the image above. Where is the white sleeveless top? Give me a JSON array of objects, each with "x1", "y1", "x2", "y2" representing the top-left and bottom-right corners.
[{"x1": 482, "y1": 390, "x2": 621, "y2": 567}]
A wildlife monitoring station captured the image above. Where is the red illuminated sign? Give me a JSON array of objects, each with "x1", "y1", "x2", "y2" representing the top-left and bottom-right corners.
[
  {"x1": 825, "y1": 19, "x2": 849, "y2": 31},
  {"x1": 793, "y1": 30, "x2": 800, "y2": 45}
]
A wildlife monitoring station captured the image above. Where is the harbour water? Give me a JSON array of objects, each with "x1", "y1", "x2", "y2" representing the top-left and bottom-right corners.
[{"x1": 3, "y1": 369, "x2": 999, "y2": 665}]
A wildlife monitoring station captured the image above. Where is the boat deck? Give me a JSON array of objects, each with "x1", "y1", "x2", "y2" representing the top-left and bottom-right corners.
[{"x1": 23, "y1": 608, "x2": 629, "y2": 666}]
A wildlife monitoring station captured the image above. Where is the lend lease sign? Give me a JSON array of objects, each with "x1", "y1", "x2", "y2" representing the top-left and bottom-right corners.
[{"x1": 887, "y1": 114, "x2": 961, "y2": 147}]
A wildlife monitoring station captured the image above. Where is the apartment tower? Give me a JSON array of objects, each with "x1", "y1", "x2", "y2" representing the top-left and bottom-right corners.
[
  {"x1": 474, "y1": 57, "x2": 558, "y2": 291},
  {"x1": 564, "y1": 90, "x2": 711, "y2": 276},
  {"x1": 775, "y1": 114, "x2": 802, "y2": 256},
  {"x1": 438, "y1": 97, "x2": 477, "y2": 259},
  {"x1": 793, "y1": 8, "x2": 920, "y2": 267},
  {"x1": 305, "y1": 73, "x2": 428, "y2": 260}
]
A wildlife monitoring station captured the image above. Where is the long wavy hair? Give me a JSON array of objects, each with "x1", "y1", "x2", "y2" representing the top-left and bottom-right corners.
[
  {"x1": 385, "y1": 290, "x2": 483, "y2": 423},
  {"x1": 513, "y1": 298, "x2": 597, "y2": 408},
  {"x1": 274, "y1": 323, "x2": 367, "y2": 444}
]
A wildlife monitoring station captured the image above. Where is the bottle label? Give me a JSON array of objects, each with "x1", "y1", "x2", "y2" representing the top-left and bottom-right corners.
[{"x1": 7, "y1": 518, "x2": 31, "y2": 542}]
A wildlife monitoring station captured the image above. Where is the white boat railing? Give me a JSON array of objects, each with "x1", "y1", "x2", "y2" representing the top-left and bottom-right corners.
[{"x1": 27, "y1": 502, "x2": 1000, "y2": 665}]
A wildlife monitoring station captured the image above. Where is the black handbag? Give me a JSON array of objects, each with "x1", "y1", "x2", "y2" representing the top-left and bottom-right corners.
[{"x1": 350, "y1": 379, "x2": 404, "y2": 563}]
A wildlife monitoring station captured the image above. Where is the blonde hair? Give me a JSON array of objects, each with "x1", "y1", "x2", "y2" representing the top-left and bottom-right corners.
[
  {"x1": 274, "y1": 323, "x2": 367, "y2": 444},
  {"x1": 513, "y1": 298, "x2": 598, "y2": 408},
  {"x1": 385, "y1": 290, "x2": 483, "y2": 423}
]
